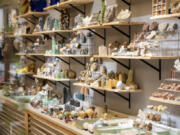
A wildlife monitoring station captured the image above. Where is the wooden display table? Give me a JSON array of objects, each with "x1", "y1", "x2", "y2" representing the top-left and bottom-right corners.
[{"x1": 0, "y1": 94, "x2": 133, "y2": 135}]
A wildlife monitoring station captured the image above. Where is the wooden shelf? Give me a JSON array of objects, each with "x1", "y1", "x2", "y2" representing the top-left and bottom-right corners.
[
  {"x1": 5, "y1": 34, "x2": 41, "y2": 38},
  {"x1": 94, "y1": 55, "x2": 180, "y2": 60},
  {"x1": 16, "y1": 53, "x2": 44, "y2": 56},
  {"x1": 44, "y1": 54, "x2": 91, "y2": 57},
  {"x1": 151, "y1": 13, "x2": 180, "y2": 20},
  {"x1": 149, "y1": 96, "x2": 180, "y2": 105},
  {"x1": 73, "y1": 22, "x2": 145, "y2": 31},
  {"x1": 33, "y1": 22, "x2": 145, "y2": 34},
  {"x1": 103, "y1": 22, "x2": 146, "y2": 26},
  {"x1": 34, "y1": 29, "x2": 74, "y2": 35},
  {"x1": 74, "y1": 24, "x2": 109, "y2": 31},
  {"x1": 73, "y1": 82, "x2": 143, "y2": 93},
  {"x1": 9, "y1": 71, "x2": 33, "y2": 75},
  {"x1": 18, "y1": 11, "x2": 48, "y2": 18},
  {"x1": 44, "y1": 0, "x2": 94, "y2": 11},
  {"x1": 33, "y1": 75, "x2": 75, "y2": 81},
  {"x1": 158, "y1": 88, "x2": 180, "y2": 93}
]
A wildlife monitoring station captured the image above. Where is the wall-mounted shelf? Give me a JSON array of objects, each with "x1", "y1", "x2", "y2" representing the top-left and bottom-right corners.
[
  {"x1": 94, "y1": 55, "x2": 180, "y2": 60},
  {"x1": 151, "y1": 13, "x2": 180, "y2": 20},
  {"x1": 16, "y1": 53, "x2": 44, "y2": 56},
  {"x1": 34, "y1": 29, "x2": 74, "y2": 35},
  {"x1": 15, "y1": 53, "x2": 91, "y2": 58},
  {"x1": 9, "y1": 71, "x2": 34, "y2": 75},
  {"x1": 33, "y1": 75, "x2": 76, "y2": 82},
  {"x1": 32, "y1": 22, "x2": 145, "y2": 35},
  {"x1": 44, "y1": 54, "x2": 91, "y2": 58},
  {"x1": 73, "y1": 83, "x2": 143, "y2": 93},
  {"x1": 44, "y1": 0, "x2": 94, "y2": 11},
  {"x1": 74, "y1": 82, "x2": 143, "y2": 109},
  {"x1": 18, "y1": 11, "x2": 49, "y2": 18},
  {"x1": 73, "y1": 22, "x2": 145, "y2": 31},
  {"x1": 5, "y1": 34, "x2": 41, "y2": 39},
  {"x1": 149, "y1": 96, "x2": 180, "y2": 105}
]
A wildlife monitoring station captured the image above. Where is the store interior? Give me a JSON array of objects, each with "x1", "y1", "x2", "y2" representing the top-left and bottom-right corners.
[{"x1": 0, "y1": 0, "x2": 180, "y2": 135}]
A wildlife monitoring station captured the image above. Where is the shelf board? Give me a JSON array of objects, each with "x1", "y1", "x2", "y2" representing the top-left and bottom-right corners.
[
  {"x1": 74, "y1": 24, "x2": 109, "y2": 31},
  {"x1": 103, "y1": 21, "x2": 145, "y2": 26},
  {"x1": 9, "y1": 71, "x2": 33, "y2": 75},
  {"x1": 73, "y1": 82, "x2": 143, "y2": 93},
  {"x1": 15, "y1": 53, "x2": 44, "y2": 56},
  {"x1": 44, "y1": 0, "x2": 94, "y2": 11},
  {"x1": 33, "y1": 22, "x2": 145, "y2": 34},
  {"x1": 73, "y1": 22, "x2": 145, "y2": 31},
  {"x1": 44, "y1": 54, "x2": 91, "y2": 57},
  {"x1": 158, "y1": 88, "x2": 180, "y2": 93},
  {"x1": 18, "y1": 11, "x2": 48, "y2": 18},
  {"x1": 94, "y1": 55, "x2": 180, "y2": 60},
  {"x1": 33, "y1": 75, "x2": 75, "y2": 81},
  {"x1": 149, "y1": 96, "x2": 180, "y2": 105},
  {"x1": 165, "y1": 78, "x2": 180, "y2": 82},
  {"x1": 34, "y1": 29, "x2": 74, "y2": 35},
  {"x1": 5, "y1": 34, "x2": 41, "y2": 38},
  {"x1": 151, "y1": 13, "x2": 180, "y2": 20},
  {"x1": 5, "y1": 35, "x2": 15, "y2": 38}
]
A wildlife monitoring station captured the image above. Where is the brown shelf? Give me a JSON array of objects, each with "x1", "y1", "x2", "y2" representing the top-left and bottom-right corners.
[
  {"x1": 33, "y1": 75, "x2": 75, "y2": 81},
  {"x1": 5, "y1": 34, "x2": 41, "y2": 38},
  {"x1": 103, "y1": 22, "x2": 145, "y2": 26},
  {"x1": 74, "y1": 24, "x2": 109, "y2": 31},
  {"x1": 73, "y1": 22, "x2": 145, "y2": 31},
  {"x1": 18, "y1": 11, "x2": 48, "y2": 18},
  {"x1": 33, "y1": 22, "x2": 145, "y2": 34},
  {"x1": 94, "y1": 55, "x2": 180, "y2": 60},
  {"x1": 15, "y1": 53, "x2": 180, "y2": 60},
  {"x1": 44, "y1": 0, "x2": 94, "y2": 11},
  {"x1": 149, "y1": 96, "x2": 180, "y2": 105},
  {"x1": 16, "y1": 53, "x2": 44, "y2": 56},
  {"x1": 9, "y1": 71, "x2": 34, "y2": 75},
  {"x1": 44, "y1": 54, "x2": 91, "y2": 57},
  {"x1": 34, "y1": 29, "x2": 74, "y2": 35},
  {"x1": 73, "y1": 82, "x2": 143, "y2": 93},
  {"x1": 151, "y1": 13, "x2": 180, "y2": 20},
  {"x1": 15, "y1": 53, "x2": 91, "y2": 57}
]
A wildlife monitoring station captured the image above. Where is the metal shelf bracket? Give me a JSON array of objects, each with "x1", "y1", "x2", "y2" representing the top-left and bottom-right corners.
[
  {"x1": 88, "y1": 29, "x2": 105, "y2": 40},
  {"x1": 114, "y1": 93, "x2": 131, "y2": 109},
  {"x1": 71, "y1": 57, "x2": 86, "y2": 66},
  {"x1": 140, "y1": 59, "x2": 162, "y2": 80},
  {"x1": 56, "y1": 57, "x2": 70, "y2": 65},
  {"x1": 33, "y1": 56, "x2": 45, "y2": 63},
  {"x1": 91, "y1": 88, "x2": 106, "y2": 103},
  {"x1": 24, "y1": 18, "x2": 36, "y2": 25},
  {"x1": 111, "y1": 26, "x2": 130, "y2": 38},
  {"x1": 121, "y1": 0, "x2": 131, "y2": 6},
  {"x1": 111, "y1": 58, "x2": 131, "y2": 70},
  {"x1": 55, "y1": 32, "x2": 66, "y2": 39},
  {"x1": 69, "y1": 4, "x2": 85, "y2": 15}
]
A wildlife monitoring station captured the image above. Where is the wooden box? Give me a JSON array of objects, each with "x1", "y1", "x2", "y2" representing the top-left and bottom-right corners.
[{"x1": 152, "y1": 0, "x2": 169, "y2": 16}]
